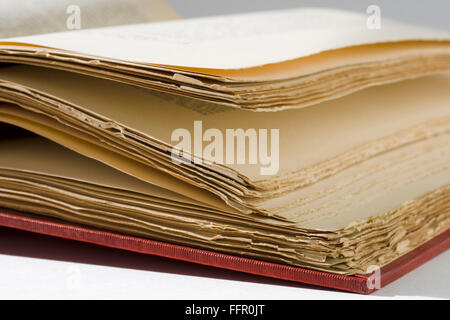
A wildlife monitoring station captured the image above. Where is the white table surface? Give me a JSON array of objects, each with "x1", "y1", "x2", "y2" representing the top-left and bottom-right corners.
[{"x1": 0, "y1": 227, "x2": 448, "y2": 300}]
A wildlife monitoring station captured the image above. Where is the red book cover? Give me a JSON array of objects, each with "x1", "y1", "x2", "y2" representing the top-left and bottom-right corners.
[{"x1": 0, "y1": 209, "x2": 448, "y2": 294}]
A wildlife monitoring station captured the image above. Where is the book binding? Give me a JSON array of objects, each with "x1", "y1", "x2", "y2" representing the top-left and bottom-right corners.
[{"x1": 0, "y1": 209, "x2": 448, "y2": 294}]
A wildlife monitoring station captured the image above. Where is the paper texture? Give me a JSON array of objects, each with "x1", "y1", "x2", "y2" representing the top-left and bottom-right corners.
[
  {"x1": 0, "y1": 134, "x2": 448, "y2": 274},
  {"x1": 0, "y1": 65, "x2": 449, "y2": 230},
  {"x1": 4, "y1": 7, "x2": 449, "y2": 68},
  {"x1": 1, "y1": 8, "x2": 449, "y2": 111}
]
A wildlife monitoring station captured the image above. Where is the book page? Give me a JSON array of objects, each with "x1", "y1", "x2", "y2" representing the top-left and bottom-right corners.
[
  {"x1": 1, "y1": 66, "x2": 449, "y2": 230},
  {"x1": 2, "y1": 65, "x2": 450, "y2": 181},
  {"x1": 2, "y1": 8, "x2": 449, "y2": 69},
  {"x1": 0, "y1": 103, "x2": 235, "y2": 213},
  {"x1": 0, "y1": 134, "x2": 207, "y2": 207}
]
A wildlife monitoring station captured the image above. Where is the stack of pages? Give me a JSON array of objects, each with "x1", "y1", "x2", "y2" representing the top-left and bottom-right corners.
[{"x1": 0, "y1": 8, "x2": 449, "y2": 276}]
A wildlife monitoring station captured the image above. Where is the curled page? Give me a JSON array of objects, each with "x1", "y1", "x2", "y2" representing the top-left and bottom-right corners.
[{"x1": 1, "y1": 8, "x2": 449, "y2": 110}]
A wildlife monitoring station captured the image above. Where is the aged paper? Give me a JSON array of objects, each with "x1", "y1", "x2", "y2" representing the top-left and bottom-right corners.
[{"x1": 3, "y1": 8, "x2": 449, "y2": 69}]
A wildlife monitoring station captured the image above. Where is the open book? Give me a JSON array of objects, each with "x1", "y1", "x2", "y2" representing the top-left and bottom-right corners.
[{"x1": 0, "y1": 8, "x2": 449, "y2": 282}]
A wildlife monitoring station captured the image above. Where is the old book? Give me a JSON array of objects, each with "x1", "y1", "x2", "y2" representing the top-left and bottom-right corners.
[
  {"x1": 1, "y1": 8, "x2": 449, "y2": 111},
  {"x1": 0, "y1": 7, "x2": 448, "y2": 292}
]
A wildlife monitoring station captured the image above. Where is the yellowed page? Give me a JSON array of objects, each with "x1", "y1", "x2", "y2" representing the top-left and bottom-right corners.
[
  {"x1": 0, "y1": 103, "x2": 237, "y2": 213},
  {"x1": 1, "y1": 65, "x2": 449, "y2": 182},
  {"x1": 2, "y1": 8, "x2": 449, "y2": 69},
  {"x1": 0, "y1": 134, "x2": 202, "y2": 206}
]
